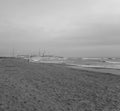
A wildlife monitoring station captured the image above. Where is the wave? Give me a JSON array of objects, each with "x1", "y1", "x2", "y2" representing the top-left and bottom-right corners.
[
  {"x1": 79, "y1": 64, "x2": 120, "y2": 69},
  {"x1": 67, "y1": 63, "x2": 120, "y2": 69},
  {"x1": 105, "y1": 61, "x2": 120, "y2": 64}
]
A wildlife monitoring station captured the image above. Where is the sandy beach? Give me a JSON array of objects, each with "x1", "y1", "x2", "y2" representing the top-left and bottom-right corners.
[{"x1": 0, "y1": 58, "x2": 120, "y2": 111}]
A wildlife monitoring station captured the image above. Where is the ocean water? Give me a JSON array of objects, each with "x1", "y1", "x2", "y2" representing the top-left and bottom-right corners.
[
  {"x1": 66, "y1": 57, "x2": 120, "y2": 69},
  {"x1": 29, "y1": 56, "x2": 120, "y2": 69}
]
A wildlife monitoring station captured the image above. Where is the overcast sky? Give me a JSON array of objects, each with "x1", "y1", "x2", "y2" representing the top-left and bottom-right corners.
[{"x1": 0, "y1": 0, "x2": 120, "y2": 57}]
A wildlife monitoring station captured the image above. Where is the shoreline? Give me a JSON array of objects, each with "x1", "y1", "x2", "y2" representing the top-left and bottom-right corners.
[{"x1": 67, "y1": 64, "x2": 120, "y2": 75}]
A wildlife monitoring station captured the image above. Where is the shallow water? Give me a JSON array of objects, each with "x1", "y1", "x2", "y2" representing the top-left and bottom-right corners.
[{"x1": 66, "y1": 57, "x2": 120, "y2": 69}]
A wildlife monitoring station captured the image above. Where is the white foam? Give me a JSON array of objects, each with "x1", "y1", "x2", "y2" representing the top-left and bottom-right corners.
[
  {"x1": 105, "y1": 61, "x2": 120, "y2": 64},
  {"x1": 77, "y1": 64, "x2": 120, "y2": 69}
]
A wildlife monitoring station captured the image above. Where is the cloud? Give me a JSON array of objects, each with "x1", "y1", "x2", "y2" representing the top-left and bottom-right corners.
[{"x1": 0, "y1": 0, "x2": 120, "y2": 57}]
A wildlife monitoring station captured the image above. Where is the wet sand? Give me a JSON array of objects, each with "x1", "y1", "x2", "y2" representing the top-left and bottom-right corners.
[{"x1": 68, "y1": 65, "x2": 120, "y2": 75}]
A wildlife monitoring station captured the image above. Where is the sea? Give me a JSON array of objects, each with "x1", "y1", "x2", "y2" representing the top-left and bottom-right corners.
[{"x1": 65, "y1": 57, "x2": 120, "y2": 69}]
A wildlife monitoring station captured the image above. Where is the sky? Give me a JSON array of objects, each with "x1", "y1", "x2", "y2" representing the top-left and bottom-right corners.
[{"x1": 0, "y1": 0, "x2": 120, "y2": 57}]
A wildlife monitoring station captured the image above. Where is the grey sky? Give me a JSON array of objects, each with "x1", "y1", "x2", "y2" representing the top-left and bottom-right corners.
[{"x1": 0, "y1": 0, "x2": 120, "y2": 57}]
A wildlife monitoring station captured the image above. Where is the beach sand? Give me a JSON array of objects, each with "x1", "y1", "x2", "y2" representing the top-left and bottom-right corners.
[{"x1": 0, "y1": 58, "x2": 120, "y2": 111}]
